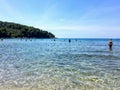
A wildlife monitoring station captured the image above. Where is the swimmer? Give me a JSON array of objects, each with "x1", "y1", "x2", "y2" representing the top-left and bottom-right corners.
[
  {"x1": 69, "y1": 39, "x2": 71, "y2": 43},
  {"x1": 109, "y1": 39, "x2": 113, "y2": 51}
]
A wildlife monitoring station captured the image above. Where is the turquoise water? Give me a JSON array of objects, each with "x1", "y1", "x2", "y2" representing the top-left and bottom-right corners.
[{"x1": 0, "y1": 39, "x2": 120, "y2": 90}]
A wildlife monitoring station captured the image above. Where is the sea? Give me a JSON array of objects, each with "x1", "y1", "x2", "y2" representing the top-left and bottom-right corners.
[{"x1": 0, "y1": 38, "x2": 120, "y2": 90}]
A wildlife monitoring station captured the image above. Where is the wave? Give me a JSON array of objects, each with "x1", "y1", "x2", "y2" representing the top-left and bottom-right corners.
[
  {"x1": 56, "y1": 53, "x2": 120, "y2": 60},
  {"x1": 77, "y1": 54, "x2": 120, "y2": 60}
]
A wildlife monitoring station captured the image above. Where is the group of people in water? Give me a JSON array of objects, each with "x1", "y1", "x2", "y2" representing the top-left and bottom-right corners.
[
  {"x1": 0, "y1": 38, "x2": 113, "y2": 51},
  {"x1": 69, "y1": 39, "x2": 113, "y2": 51}
]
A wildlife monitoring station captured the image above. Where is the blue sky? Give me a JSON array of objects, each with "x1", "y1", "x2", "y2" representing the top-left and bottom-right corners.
[{"x1": 0, "y1": 0, "x2": 120, "y2": 38}]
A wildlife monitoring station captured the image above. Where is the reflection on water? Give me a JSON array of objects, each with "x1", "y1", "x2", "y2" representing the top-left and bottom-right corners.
[{"x1": 0, "y1": 39, "x2": 120, "y2": 90}]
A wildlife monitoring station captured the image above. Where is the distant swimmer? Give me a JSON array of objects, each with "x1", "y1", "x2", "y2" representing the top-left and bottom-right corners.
[
  {"x1": 69, "y1": 39, "x2": 71, "y2": 43},
  {"x1": 30, "y1": 39, "x2": 32, "y2": 41},
  {"x1": 109, "y1": 39, "x2": 113, "y2": 51},
  {"x1": 1, "y1": 38, "x2": 3, "y2": 41}
]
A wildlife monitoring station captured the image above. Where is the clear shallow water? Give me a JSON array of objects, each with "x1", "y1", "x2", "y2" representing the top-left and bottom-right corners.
[{"x1": 0, "y1": 39, "x2": 120, "y2": 90}]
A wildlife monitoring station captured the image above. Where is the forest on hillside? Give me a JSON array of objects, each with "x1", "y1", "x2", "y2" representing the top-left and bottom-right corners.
[{"x1": 0, "y1": 21, "x2": 55, "y2": 38}]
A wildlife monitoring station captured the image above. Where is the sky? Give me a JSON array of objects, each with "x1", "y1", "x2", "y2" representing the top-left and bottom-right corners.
[{"x1": 0, "y1": 0, "x2": 120, "y2": 38}]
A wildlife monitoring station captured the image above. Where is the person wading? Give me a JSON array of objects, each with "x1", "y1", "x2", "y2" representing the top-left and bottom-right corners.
[{"x1": 109, "y1": 39, "x2": 113, "y2": 51}]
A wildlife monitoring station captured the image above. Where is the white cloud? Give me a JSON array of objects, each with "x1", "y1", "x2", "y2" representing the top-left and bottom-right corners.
[
  {"x1": 41, "y1": 25, "x2": 120, "y2": 31},
  {"x1": 46, "y1": 25, "x2": 120, "y2": 38},
  {"x1": 79, "y1": 6, "x2": 120, "y2": 20},
  {"x1": 59, "y1": 18, "x2": 65, "y2": 22},
  {"x1": 37, "y1": 2, "x2": 59, "y2": 23}
]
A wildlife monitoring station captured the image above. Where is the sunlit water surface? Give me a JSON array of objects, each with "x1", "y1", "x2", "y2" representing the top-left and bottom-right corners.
[{"x1": 0, "y1": 39, "x2": 120, "y2": 90}]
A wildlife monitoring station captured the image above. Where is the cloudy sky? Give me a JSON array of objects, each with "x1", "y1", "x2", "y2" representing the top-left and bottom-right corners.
[{"x1": 0, "y1": 0, "x2": 120, "y2": 38}]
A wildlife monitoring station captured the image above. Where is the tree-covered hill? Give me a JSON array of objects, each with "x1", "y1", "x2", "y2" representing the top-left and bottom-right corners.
[{"x1": 0, "y1": 21, "x2": 55, "y2": 38}]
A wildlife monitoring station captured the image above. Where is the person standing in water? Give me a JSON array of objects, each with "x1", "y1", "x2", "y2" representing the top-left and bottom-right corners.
[
  {"x1": 69, "y1": 39, "x2": 71, "y2": 43},
  {"x1": 109, "y1": 39, "x2": 113, "y2": 51}
]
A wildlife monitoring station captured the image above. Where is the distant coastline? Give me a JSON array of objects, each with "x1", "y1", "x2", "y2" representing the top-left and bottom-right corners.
[{"x1": 0, "y1": 21, "x2": 55, "y2": 38}]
